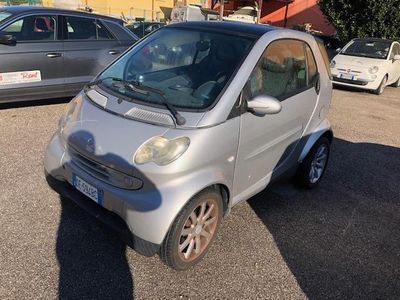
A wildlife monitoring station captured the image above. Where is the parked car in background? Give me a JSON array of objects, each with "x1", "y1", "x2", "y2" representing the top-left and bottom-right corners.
[
  {"x1": 223, "y1": 6, "x2": 258, "y2": 24},
  {"x1": 331, "y1": 38, "x2": 400, "y2": 95},
  {"x1": 45, "y1": 21, "x2": 333, "y2": 270},
  {"x1": 170, "y1": 4, "x2": 220, "y2": 23},
  {"x1": 125, "y1": 21, "x2": 164, "y2": 39},
  {"x1": 0, "y1": 6, "x2": 138, "y2": 103}
]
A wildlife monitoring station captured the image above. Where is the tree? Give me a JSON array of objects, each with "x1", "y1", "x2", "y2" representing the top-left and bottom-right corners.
[{"x1": 318, "y1": 0, "x2": 400, "y2": 42}]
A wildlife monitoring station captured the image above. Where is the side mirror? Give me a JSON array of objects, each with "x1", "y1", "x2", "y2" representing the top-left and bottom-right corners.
[
  {"x1": 0, "y1": 34, "x2": 16, "y2": 45},
  {"x1": 247, "y1": 95, "x2": 282, "y2": 116},
  {"x1": 335, "y1": 47, "x2": 341, "y2": 53},
  {"x1": 394, "y1": 54, "x2": 400, "y2": 61}
]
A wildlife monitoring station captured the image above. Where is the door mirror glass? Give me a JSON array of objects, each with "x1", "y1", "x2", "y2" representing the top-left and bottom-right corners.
[
  {"x1": 0, "y1": 33, "x2": 16, "y2": 45},
  {"x1": 247, "y1": 95, "x2": 282, "y2": 115}
]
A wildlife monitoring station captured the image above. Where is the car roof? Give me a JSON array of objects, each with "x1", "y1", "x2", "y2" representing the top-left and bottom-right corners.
[
  {"x1": 1, "y1": 5, "x2": 122, "y2": 23},
  {"x1": 167, "y1": 21, "x2": 278, "y2": 38}
]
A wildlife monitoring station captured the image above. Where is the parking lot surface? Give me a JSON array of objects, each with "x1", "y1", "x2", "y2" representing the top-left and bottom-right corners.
[{"x1": 0, "y1": 87, "x2": 399, "y2": 299}]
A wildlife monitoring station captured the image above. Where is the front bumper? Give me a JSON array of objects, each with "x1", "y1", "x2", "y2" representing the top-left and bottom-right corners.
[
  {"x1": 44, "y1": 131, "x2": 170, "y2": 253},
  {"x1": 331, "y1": 69, "x2": 382, "y2": 90},
  {"x1": 45, "y1": 170, "x2": 160, "y2": 256}
]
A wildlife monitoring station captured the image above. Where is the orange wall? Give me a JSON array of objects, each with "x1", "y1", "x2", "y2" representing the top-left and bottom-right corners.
[
  {"x1": 211, "y1": 0, "x2": 336, "y2": 35},
  {"x1": 260, "y1": 0, "x2": 336, "y2": 35}
]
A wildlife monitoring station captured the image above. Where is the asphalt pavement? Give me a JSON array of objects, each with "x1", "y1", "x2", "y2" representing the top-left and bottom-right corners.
[{"x1": 0, "y1": 87, "x2": 399, "y2": 299}]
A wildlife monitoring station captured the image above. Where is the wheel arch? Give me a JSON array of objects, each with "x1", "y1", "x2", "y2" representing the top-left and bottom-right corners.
[{"x1": 298, "y1": 119, "x2": 333, "y2": 163}]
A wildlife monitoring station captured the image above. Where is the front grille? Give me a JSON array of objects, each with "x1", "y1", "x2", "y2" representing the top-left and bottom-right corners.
[
  {"x1": 68, "y1": 146, "x2": 142, "y2": 190},
  {"x1": 332, "y1": 76, "x2": 368, "y2": 86}
]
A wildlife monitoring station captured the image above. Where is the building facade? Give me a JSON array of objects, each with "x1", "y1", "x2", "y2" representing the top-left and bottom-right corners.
[
  {"x1": 211, "y1": 0, "x2": 335, "y2": 35},
  {"x1": 44, "y1": 0, "x2": 204, "y2": 20}
]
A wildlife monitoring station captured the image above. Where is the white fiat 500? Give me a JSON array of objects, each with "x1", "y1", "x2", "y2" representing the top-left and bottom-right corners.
[{"x1": 331, "y1": 38, "x2": 400, "y2": 94}]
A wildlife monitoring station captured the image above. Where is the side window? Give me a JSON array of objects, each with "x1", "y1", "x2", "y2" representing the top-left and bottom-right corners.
[
  {"x1": 66, "y1": 16, "x2": 96, "y2": 40},
  {"x1": 1, "y1": 15, "x2": 56, "y2": 41},
  {"x1": 97, "y1": 20, "x2": 114, "y2": 40},
  {"x1": 248, "y1": 39, "x2": 307, "y2": 100},
  {"x1": 390, "y1": 44, "x2": 400, "y2": 59},
  {"x1": 305, "y1": 44, "x2": 318, "y2": 85}
]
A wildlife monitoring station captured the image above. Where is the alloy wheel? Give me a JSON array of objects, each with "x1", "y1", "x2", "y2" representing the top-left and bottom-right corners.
[
  {"x1": 178, "y1": 198, "x2": 219, "y2": 262},
  {"x1": 309, "y1": 144, "x2": 329, "y2": 184}
]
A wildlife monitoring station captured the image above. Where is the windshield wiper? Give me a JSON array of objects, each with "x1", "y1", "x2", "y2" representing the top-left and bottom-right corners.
[
  {"x1": 87, "y1": 77, "x2": 186, "y2": 126},
  {"x1": 126, "y1": 80, "x2": 186, "y2": 126}
]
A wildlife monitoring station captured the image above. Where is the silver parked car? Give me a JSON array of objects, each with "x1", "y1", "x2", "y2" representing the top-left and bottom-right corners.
[
  {"x1": 0, "y1": 6, "x2": 137, "y2": 103},
  {"x1": 45, "y1": 21, "x2": 333, "y2": 270}
]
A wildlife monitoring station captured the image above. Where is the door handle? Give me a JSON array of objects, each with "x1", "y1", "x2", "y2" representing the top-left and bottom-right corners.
[
  {"x1": 46, "y1": 53, "x2": 62, "y2": 58},
  {"x1": 108, "y1": 50, "x2": 120, "y2": 55}
]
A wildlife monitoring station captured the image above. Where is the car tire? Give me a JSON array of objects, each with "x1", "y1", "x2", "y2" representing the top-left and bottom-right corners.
[
  {"x1": 295, "y1": 137, "x2": 330, "y2": 189},
  {"x1": 390, "y1": 76, "x2": 400, "y2": 88},
  {"x1": 373, "y1": 75, "x2": 388, "y2": 95},
  {"x1": 160, "y1": 188, "x2": 223, "y2": 271}
]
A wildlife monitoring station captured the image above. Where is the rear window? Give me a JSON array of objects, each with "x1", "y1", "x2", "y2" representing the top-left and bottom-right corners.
[
  {"x1": 66, "y1": 17, "x2": 113, "y2": 40},
  {"x1": 317, "y1": 41, "x2": 332, "y2": 79}
]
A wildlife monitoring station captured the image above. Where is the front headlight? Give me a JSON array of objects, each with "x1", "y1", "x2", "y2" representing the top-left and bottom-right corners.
[
  {"x1": 369, "y1": 66, "x2": 379, "y2": 74},
  {"x1": 330, "y1": 60, "x2": 336, "y2": 68},
  {"x1": 59, "y1": 96, "x2": 79, "y2": 132},
  {"x1": 134, "y1": 136, "x2": 190, "y2": 166}
]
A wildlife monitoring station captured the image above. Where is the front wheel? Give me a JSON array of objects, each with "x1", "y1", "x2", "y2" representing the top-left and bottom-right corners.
[
  {"x1": 373, "y1": 75, "x2": 387, "y2": 95},
  {"x1": 160, "y1": 189, "x2": 223, "y2": 270},
  {"x1": 295, "y1": 137, "x2": 331, "y2": 189}
]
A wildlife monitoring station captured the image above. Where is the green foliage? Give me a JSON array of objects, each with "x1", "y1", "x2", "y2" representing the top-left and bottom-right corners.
[{"x1": 318, "y1": 0, "x2": 400, "y2": 42}]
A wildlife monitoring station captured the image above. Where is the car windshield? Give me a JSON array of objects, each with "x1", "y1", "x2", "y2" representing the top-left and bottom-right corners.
[
  {"x1": 97, "y1": 27, "x2": 255, "y2": 110},
  {"x1": 0, "y1": 11, "x2": 12, "y2": 23},
  {"x1": 341, "y1": 40, "x2": 392, "y2": 59}
]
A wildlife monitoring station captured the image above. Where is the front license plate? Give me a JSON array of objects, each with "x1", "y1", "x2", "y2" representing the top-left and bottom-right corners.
[
  {"x1": 73, "y1": 175, "x2": 102, "y2": 204},
  {"x1": 340, "y1": 73, "x2": 355, "y2": 80}
]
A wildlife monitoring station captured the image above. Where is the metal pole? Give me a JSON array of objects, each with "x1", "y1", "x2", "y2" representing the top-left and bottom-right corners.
[
  {"x1": 283, "y1": 3, "x2": 289, "y2": 28},
  {"x1": 219, "y1": 0, "x2": 224, "y2": 19}
]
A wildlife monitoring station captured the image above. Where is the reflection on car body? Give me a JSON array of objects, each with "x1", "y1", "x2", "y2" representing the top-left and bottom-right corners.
[
  {"x1": 0, "y1": 6, "x2": 138, "y2": 103},
  {"x1": 45, "y1": 21, "x2": 334, "y2": 270}
]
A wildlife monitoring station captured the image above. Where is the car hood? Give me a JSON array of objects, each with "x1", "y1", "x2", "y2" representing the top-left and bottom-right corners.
[
  {"x1": 333, "y1": 54, "x2": 387, "y2": 68},
  {"x1": 62, "y1": 92, "x2": 173, "y2": 176}
]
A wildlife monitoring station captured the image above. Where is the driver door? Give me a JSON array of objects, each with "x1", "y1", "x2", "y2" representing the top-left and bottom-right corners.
[
  {"x1": 233, "y1": 39, "x2": 320, "y2": 201},
  {"x1": 0, "y1": 14, "x2": 64, "y2": 101}
]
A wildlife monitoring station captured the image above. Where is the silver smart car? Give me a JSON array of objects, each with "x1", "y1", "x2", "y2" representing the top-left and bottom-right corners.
[{"x1": 45, "y1": 21, "x2": 333, "y2": 270}]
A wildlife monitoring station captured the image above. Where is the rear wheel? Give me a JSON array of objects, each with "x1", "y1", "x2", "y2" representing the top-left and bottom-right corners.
[
  {"x1": 160, "y1": 189, "x2": 223, "y2": 270},
  {"x1": 295, "y1": 137, "x2": 330, "y2": 189},
  {"x1": 373, "y1": 75, "x2": 387, "y2": 95}
]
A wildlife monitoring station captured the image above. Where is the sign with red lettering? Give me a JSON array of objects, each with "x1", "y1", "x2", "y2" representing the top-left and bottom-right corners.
[{"x1": 0, "y1": 70, "x2": 42, "y2": 85}]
